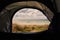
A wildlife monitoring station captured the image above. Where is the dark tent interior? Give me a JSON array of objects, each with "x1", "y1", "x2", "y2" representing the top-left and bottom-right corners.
[{"x1": 0, "y1": 0, "x2": 60, "y2": 39}]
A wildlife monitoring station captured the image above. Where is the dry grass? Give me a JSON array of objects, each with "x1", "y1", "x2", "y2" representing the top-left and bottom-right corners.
[{"x1": 12, "y1": 23, "x2": 49, "y2": 33}]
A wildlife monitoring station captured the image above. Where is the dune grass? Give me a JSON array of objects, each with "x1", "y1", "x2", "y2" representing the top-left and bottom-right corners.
[{"x1": 12, "y1": 24, "x2": 49, "y2": 33}]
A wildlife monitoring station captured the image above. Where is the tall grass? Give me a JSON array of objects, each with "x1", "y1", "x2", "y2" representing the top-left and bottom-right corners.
[{"x1": 12, "y1": 23, "x2": 49, "y2": 32}]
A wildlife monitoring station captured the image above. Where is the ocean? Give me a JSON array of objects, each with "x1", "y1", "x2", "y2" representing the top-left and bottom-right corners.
[{"x1": 12, "y1": 19, "x2": 50, "y2": 25}]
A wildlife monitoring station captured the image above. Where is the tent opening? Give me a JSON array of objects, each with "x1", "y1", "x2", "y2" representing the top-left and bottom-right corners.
[{"x1": 12, "y1": 8, "x2": 50, "y2": 33}]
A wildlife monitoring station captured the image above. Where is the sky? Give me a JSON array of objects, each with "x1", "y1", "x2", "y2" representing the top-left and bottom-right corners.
[
  {"x1": 13, "y1": 8, "x2": 48, "y2": 20},
  {"x1": 12, "y1": 8, "x2": 50, "y2": 24}
]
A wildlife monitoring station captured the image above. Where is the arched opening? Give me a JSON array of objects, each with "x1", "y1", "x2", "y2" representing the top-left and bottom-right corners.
[
  {"x1": 12, "y1": 8, "x2": 50, "y2": 33},
  {"x1": 0, "y1": 1, "x2": 54, "y2": 33}
]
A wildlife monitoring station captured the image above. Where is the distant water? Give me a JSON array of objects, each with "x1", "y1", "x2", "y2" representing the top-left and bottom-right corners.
[{"x1": 13, "y1": 19, "x2": 50, "y2": 24}]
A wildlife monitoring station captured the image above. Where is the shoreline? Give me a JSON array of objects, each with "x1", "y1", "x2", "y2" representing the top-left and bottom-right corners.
[{"x1": 12, "y1": 22, "x2": 50, "y2": 25}]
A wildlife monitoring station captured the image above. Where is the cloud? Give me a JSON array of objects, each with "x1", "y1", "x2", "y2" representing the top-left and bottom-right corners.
[{"x1": 13, "y1": 8, "x2": 47, "y2": 20}]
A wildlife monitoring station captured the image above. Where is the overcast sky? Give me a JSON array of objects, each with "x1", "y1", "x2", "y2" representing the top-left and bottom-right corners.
[
  {"x1": 13, "y1": 8, "x2": 48, "y2": 21},
  {"x1": 12, "y1": 8, "x2": 50, "y2": 24}
]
